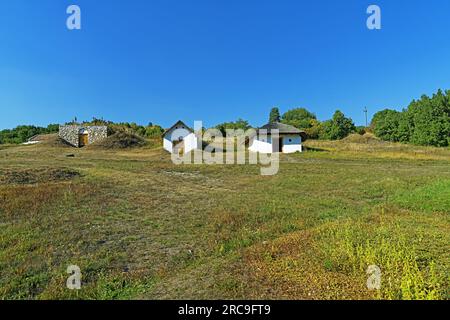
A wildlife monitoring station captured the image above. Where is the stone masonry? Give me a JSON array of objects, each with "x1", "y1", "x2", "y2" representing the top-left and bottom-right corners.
[{"x1": 59, "y1": 125, "x2": 108, "y2": 147}]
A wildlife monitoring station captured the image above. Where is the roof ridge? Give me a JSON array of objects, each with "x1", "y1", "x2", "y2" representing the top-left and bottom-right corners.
[{"x1": 163, "y1": 120, "x2": 194, "y2": 135}]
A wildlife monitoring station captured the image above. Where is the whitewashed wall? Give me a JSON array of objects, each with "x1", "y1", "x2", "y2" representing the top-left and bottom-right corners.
[
  {"x1": 282, "y1": 135, "x2": 302, "y2": 153},
  {"x1": 249, "y1": 134, "x2": 302, "y2": 153},
  {"x1": 163, "y1": 127, "x2": 198, "y2": 154},
  {"x1": 248, "y1": 136, "x2": 273, "y2": 154},
  {"x1": 183, "y1": 133, "x2": 198, "y2": 153},
  {"x1": 163, "y1": 137, "x2": 173, "y2": 153}
]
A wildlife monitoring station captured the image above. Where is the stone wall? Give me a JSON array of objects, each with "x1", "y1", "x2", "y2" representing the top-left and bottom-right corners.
[
  {"x1": 87, "y1": 126, "x2": 108, "y2": 145},
  {"x1": 59, "y1": 125, "x2": 108, "y2": 147},
  {"x1": 59, "y1": 126, "x2": 80, "y2": 147}
]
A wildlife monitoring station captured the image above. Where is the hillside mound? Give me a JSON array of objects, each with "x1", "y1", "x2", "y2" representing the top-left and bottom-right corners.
[
  {"x1": 341, "y1": 133, "x2": 383, "y2": 144},
  {"x1": 29, "y1": 133, "x2": 56, "y2": 142},
  {"x1": 39, "y1": 134, "x2": 73, "y2": 147},
  {"x1": 88, "y1": 132, "x2": 147, "y2": 149}
]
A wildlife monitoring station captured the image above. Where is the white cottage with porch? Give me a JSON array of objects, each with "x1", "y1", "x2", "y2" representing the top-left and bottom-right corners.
[
  {"x1": 248, "y1": 122, "x2": 306, "y2": 154},
  {"x1": 162, "y1": 120, "x2": 198, "y2": 154}
]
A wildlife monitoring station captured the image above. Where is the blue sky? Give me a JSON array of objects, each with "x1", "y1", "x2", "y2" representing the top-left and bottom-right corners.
[{"x1": 1, "y1": 0, "x2": 450, "y2": 129}]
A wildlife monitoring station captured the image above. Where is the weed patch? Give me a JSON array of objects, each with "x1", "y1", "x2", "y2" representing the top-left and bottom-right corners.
[{"x1": 316, "y1": 215, "x2": 447, "y2": 299}]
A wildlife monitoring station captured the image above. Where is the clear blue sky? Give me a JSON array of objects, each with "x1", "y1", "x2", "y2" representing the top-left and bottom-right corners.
[{"x1": 1, "y1": 0, "x2": 450, "y2": 129}]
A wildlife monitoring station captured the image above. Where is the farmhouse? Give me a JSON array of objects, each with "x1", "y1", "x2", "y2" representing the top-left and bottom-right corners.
[
  {"x1": 248, "y1": 122, "x2": 306, "y2": 154},
  {"x1": 162, "y1": 120, "x2": 199, "y2": 154},
  {"x1": 59, "y1": 125, "x2": 108, "y2": 148}
]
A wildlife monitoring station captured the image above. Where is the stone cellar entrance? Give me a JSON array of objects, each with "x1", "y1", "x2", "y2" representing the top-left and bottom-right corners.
[
  {"x1": 59, "y1": 125, "x2": 108, "y2": 148},
  {"x1": 78, "y1": 133, "x2": 89, "y2": 147},
  {"x1": 78, "y1": 128, "x2": 90, "y2": 147}
]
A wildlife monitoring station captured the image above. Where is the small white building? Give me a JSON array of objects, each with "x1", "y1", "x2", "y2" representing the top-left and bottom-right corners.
[
  {"x1": 162, "y1": 120, "x2": 199, "y2": 154},
  {"x1": 248, "y1": 122, "x2": 306, "y2": 154}
]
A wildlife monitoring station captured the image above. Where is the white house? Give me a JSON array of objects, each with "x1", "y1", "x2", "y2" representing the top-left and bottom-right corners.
[
  {"x1": 248, "y1": 122, "x2": 306, "y2": 154},
  {"x1": 162, "y1": 120, "x2": 199, "y2": 154}
]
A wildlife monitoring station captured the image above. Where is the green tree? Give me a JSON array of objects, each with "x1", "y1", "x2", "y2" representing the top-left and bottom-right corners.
[
  {"x1": 319, "y1": 110, "x2": 356, "y2": 140},
  {"x1": 0, "y1": 125, "x2": 49, "y2": 144},
  {"x1": 281, "y1": 107, "x2": 317, "y2": 129},
  {"x1": 371, "y1": 89, "x2": 450, "y2": 147},
  {"x1": 304, "y1": 119, "x2": 322, "y2": 139},
  {"x1": 46, "y1": 124, "x2": 60, "y2": 133},
  {"x1": 269, "y1": 107, "x2": 281, "y2": 123},
  {"x1": 215, "y1": 118, "x2": 252, "y2": 135},
  {"x1": 371, "y1": 109, "x2": 402, "y2": 141},
  {"x1": 407, "y1": 90, "x2": 450, "y2": 147}
]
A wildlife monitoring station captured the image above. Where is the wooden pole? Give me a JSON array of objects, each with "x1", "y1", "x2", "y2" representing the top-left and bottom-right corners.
[{"x1": 364, "y1": 107, "x2": 368, "y2": 127}]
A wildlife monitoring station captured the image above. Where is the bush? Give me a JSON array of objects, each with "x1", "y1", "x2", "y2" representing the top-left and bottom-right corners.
[
  {"x1": 356, "y1": 126, "x2": 367, "y2": 135},
  {"x1": 82, "y1": 118, "x2": 164, "y2": 139}
]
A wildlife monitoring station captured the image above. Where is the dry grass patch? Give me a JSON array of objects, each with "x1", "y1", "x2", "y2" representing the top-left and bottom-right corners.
[
  {"x1": 0, "y1": 167, "x2": 80, "y2": 185},
  {"x1": 234, "y1": 231, "x2": 371, "y2": 299},
  {"x1": 304, "y1": 136, "x2": 450, "y2": 161},
  {"x1": 87, "y1": 132, "x2": 148, "y2": 149},
  {"x1": 38, "y1": 134, "x2": 74, "y2": 148}
]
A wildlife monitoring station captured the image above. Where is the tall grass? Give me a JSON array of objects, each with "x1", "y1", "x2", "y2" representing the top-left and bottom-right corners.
[{"x1": 318, "y1": 218, "x2": 445, "y2": 300}]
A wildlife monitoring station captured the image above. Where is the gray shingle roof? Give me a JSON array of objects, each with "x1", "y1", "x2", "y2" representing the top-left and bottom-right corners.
[
  {"x1": 163, "y1": 120, "x2": 194, "y2": 136},
  {"x1": 257, "y1": 122, "x2": 306, "y2": 136}
]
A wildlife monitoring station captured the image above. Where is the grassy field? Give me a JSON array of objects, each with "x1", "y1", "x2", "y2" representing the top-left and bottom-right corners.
[{"x1": 0, "y1": 136, "x2": 449, "y2": 300}]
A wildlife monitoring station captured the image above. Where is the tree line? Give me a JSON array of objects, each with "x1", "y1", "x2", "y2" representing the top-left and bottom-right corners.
[
  {"x1": 270, "y1": 107, "x2": 359, "y2": 140},
  {"x1": 1, "y1": 89, "x2": 448, "y2": 146},
  {"x1": 0, "y1": 124, "x2": 59, "y2": 144},
  {"x1": 215, "y1": 89, "x2": 449, "y2": 146},
  {"x1": 0, "y1": 118, "x2": 164, "y2": 144},
  {"x1": 0, "y1": 112, "x2": 357, "y2": 145},
  {"x1": 371, "y1": 89, "x2": 450, "y2": 147},
  {"x1": 215, "y1": 107, "x2": 358, "y2": 140}
]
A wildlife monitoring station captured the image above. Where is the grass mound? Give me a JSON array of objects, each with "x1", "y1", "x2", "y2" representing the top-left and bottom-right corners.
[
  {"x1": 341, "y1": 133, "x2": 383, "y2": 144},
  {"x1": 0, "y1": 167, "x2": 80, "y2": 185},
  {"x1": 88, "y1": 132, "x2": 147, "y2": 149},
  {"x1": 29, "y1": 134, "x2": 56, "y2": 142},
  {"x1": 39, "y1": 134, "x2": 73, "y2": 148}
]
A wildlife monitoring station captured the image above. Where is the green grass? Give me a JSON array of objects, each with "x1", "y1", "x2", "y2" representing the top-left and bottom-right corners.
[
  {"x1": 0, "y1": 138, "x2": 449, "y2": 300},
  {"x1": 393, "y1": 179, "x2": 450, "y2": 213}
]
